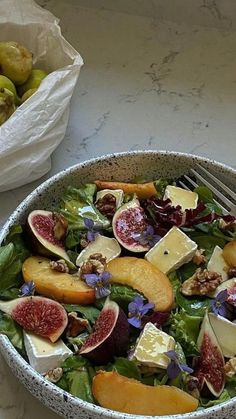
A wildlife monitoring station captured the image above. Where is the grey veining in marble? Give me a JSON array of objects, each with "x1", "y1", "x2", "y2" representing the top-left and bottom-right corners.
[{"x1": 0, "y1": 0, "x2": 236, "y2": 417}]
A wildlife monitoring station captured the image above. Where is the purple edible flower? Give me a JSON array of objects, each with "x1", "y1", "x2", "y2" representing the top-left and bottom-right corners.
[
  {"x1": 19, "y1": 281, "x2": 35, "y2": 297},
  {"x1": 165, "y1": 350, "x2": 193, "y2": 380},
  {"x1": 132, "y1": 225, "x2": 161, "y2": 247},
  {"x1": 128, "y1": 296, "x2": 155, "y2": 328},
  {"x1": 83, "y1": 217, "x2": 98, "y2": 242},
  {"x1": 210, "y1": 290, "x2": 233, "y2": 319},
  {"x1": 84, "y1": 271, "x2": 111, "y2": 299}
]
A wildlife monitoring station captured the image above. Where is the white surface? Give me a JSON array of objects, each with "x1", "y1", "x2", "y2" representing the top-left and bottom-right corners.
[{"x1": 0, "y1": 0, "x2": 236, "y2": 417}]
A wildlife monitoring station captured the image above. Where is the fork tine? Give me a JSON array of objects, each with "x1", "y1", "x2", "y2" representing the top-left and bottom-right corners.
[
  {"x1": 182, "y1": 176, "x2": 229, "y2": 214},
  {"x1": 191, "y1": 168, "x2": 235, "y2": 212},
  {"x1": 196, "y1": 164, "x2": 236, "y2": 202}
]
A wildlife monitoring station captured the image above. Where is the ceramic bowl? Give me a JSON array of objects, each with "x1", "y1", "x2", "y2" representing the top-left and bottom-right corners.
[{"x1": 0, "y1": 151, "x2": 235, "y2": 419}]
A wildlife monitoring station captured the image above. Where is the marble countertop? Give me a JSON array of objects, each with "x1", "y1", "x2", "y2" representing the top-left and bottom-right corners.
[{"x1": 0, "y1": 0, "x2": 236, "y2": 417}]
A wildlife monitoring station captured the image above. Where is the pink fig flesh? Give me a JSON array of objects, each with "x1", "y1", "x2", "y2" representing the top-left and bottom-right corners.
[
  {"x1": 80, "y1": 299, "x2": 129, "y2": 364},
  {"x1": 112, "y1": 200, "x2": 149, "y2": 252},
  {"x1": 194, "y1": 313, "x2": 225, "y2": 397},
  {"x1": 11, "y1": 296, "x2": 68, "y2": 342},
  {"x1": 29, "y1": 210, "x2": 65, "y2": 249}
]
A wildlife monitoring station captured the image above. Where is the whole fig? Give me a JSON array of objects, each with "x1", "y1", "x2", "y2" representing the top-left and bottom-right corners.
[
  {"x1": 0, "y1": 87, "x2": 15, "y2": 125},
  {"x1": 0, "y1": 41, "x2": 32, "y2": 85},
  {"x1": 18, "y1": 68, "x2": 47, "y2": 97},
  {"x1": 0, "y1": 74, "x2": 20, "y2": 104}
]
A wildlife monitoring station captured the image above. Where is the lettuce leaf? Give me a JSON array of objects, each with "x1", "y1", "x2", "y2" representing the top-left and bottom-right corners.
[
  {"x1": 63, "y1": 304, "x2": 100, "y2": 325},
  {"x1": 169, "y1": 310, "x2": 202, "y2": 356},
  {"x1": 107, "y1": 357, "x2": 141, "y2": 380},
  {"x1": 60, "y1": 184, "x2": 110, "y2": 230},
  {"x1": 175, "y1": 288, "x2": 211, "y2": 317},
  {"x1": 200, "y1": 389, "x2": 231, "y2": 407}
]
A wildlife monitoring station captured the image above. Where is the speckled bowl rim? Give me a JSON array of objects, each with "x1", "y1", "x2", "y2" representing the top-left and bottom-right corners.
[{"x1": 0, "y1": 150, "x2": 235, "y2": 419}]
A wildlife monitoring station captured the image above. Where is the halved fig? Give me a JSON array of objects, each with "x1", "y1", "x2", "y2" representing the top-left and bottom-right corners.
[
  {"x1": 209, "y1": 313, "x2": 236, "y2": 358},
  {"x1": 22, "y1": 256, "x2": 95, "y2": 304},
  {"x1": 80, "y1": 299, "x2": 129, "y2": 364},
  {"x1": 27, "y1": 210, "x2": 73, "y2": 267},
  {"x1": 194, "y1": 312, "x2": 225, "y2": 397},
  {"x1": 112, "y1": 198, "x2": 149, "y2": 252},
  {"x1": 0, "y1": 296, "x2": 68, "y2": 342}
]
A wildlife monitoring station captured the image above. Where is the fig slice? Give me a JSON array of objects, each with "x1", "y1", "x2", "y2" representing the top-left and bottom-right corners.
[
  {"x1": 0, "y1": 296, "x2": 68, "y2": 342},
  {"x1": 194, "y1": 312, "x2": 225, "y2": 397},
  {"x1": 112, "y1": 198, "x2": 150, "y2": 252},
  {"x1": 80, "y1": 299, "x2": 129, "y2": 364},
  {"x1": 209, "y1": 313, "x2": 236, "y2": 358},
  {"x1": 27, "y1": 210, "x2": 74, "y2": 267}
]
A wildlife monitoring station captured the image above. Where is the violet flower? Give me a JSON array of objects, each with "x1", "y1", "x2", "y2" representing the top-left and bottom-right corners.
[
  {"x1": 83, "y1": 217, "x2": 98, "y2": 242},
  {"x1": 165, "y1": 350, "x2": 193, "y2": 380},
  {"x1": 84, "y1": 271, "x2": 111, "y2": 299},
  {"x1": 210, "y1": 290, "x2": 233, "y2": 319},
  {"x1": 19, "y1": 281, "x2": 35, "y2": 297},
  {"x1": 132, "y1": 225, "x2": 161, "y2": 247},
  {"x1": 128, "y1": 296, "x2": 155, "y2": 328}
]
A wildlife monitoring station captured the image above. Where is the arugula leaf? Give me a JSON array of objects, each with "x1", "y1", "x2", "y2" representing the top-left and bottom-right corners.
[
  {"x1": 107, "y1": 357, "x2": 141, "y2": 380},
  {"x1": 194, "y1": 186, "x2": 222, "y2": 215},
  {"x1": 177, "y1": 262, "x2": 197, "y2": 282},
  {"x1": 60, "y1": 184, "x2": 110, "y2": 230},
  {"x1": 61, "y1": 355, "x2": 88, "y2": 370},
  {"x1": 0, "y1": 312, "x2": 24, "y2": 353},
  {"x1": 67, "y1": 369, "x2": 94, "y2": 403},
  {"x1": 65, "y1": 230, "x2": 81, "y2": 250},
  {"x1": 176, "y1": 288, "x2": 211, "y2": 317},
  {"x1": 63, "y1": 304, "x2": 100, "y2": 325},
  {"x1": 4, "y1": 224, "x2": 30, "y2": 262},
  {"x1": 186, "y1": 232, "x2": 226, "y2": 260}
]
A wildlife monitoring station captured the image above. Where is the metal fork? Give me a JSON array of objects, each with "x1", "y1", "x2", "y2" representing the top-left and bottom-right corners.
[{"x1": 178, "y1": 163, "x2": 236, "y2": 217}]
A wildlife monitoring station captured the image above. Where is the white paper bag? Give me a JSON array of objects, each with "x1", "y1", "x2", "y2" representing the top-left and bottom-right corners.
[{"x1": 0, "y1": 0, "x2": 83, "y2": 192}]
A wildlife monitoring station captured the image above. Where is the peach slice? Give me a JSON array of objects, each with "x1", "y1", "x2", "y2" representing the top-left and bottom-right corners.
[
  {"x1": 92, "y1": 371, "x2": 198, "y2": 415},
  {"x1": 22, "y1": 256, "x2": 95, "y2": 304},
  {"x1": 107, "y1": 257, "x2": 174, "y2": 311},
  {"x1": 95, "y1": 180, "x2": 158, "y2": 200}
]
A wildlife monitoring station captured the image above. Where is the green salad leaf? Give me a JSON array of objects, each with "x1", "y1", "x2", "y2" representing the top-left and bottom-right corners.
[
  {"x1": 169, "y1": 310, "x2": 202, "y2": 356},
  {"x1": 154, "y1": 178, "x2": 171, "y2": 197},
  {"x1": 110, "y1": 284, "x2": 141, "y2": 311},
  {"x1": 63, "y1": 304, "x2": 100, "y2": 325},
  {"x1": 200, "y1": 389, "x2": 231, "y2": 407},
  {"x1": 168, "y1": 271, "x2": 181, "y2": 295},
  {"x1": 0, "y1": 312, "x2": 24, "y2": 353},
  {"x1": 194, "y1": 186, "x2": 222, "y2": 215},
  {"x1": 176, "y1": 288, "x2": 211, "y2": 317},
  {"x1": 107, "y1": 357, "x2": 141, "y2": 380},
  {"x1": 60, "y1": 184, "x2": 110, "y2": 230},
  {"x1": 225, "y1": 376, "x2": 236, "y2": 398}
]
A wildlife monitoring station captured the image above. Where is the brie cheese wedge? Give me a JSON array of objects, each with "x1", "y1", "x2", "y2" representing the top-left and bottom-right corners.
[{"x1": 164, "y1": 185, "x2": 198, "y2": 210}]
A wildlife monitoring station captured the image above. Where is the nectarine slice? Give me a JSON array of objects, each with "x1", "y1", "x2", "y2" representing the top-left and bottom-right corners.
[
  {"x1": 22, "y1": 256, "x2": 95, "y2": 304},
  {"x1": 108, "y1": 257, "x2": 173, "y2": 311},
  {"x1": 92, "y1": 371, "x2": 198, "y2": 415}
]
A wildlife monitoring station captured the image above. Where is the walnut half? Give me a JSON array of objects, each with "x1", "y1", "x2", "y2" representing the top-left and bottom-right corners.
[
  {"x1": 80, "y1": 253, "x2": 107, "y2": 277},
  {"x1": 181, "y1": 268, "x2": 223, "y2": 297},
  {"x1": 224, "y1": 357, "x2": 236, "y2": 378}
]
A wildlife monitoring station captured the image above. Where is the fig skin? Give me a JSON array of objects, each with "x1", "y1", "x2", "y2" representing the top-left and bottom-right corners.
[
  {"x1": 80, "y1": 299, "x2": 129, "y2": 365},
  {"x1": 0, "y1": 41, "x2": 33, "y2": 85}
]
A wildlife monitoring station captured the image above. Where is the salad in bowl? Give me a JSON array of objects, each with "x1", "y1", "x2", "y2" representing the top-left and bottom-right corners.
[{"x1": 0, "y1": 151, "x2": 236, "y2": 418}]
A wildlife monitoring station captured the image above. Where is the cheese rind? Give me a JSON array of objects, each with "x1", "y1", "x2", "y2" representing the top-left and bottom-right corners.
[
  {"x1": 133, "y1": 322, "x2": 175, "y2": 369},
  {"x1": 164, "y1": 185, "x2": 198, "y2": 210},
  {"x1": 145, "y1": 226, "x2": 197, "y2": 274},
  {"x1": 207, "y1": 245, "x2": 229, "y2": 282},
  {"x1": 24, "y1": 332, "x2": 72, "y2": 374}
]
